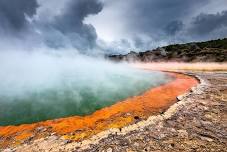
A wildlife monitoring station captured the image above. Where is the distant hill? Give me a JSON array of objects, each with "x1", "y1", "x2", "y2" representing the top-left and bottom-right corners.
[{"x1": 107, "y1": 38, "x2": 227, "y2": 62}]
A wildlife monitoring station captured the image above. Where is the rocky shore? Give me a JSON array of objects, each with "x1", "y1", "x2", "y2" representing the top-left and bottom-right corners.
[
  {"x1": 80, "y1": 72, "x2": 226, "y2": 152},
  {"x1": 3, "y1": 71, "x2": 227, "y2": 152},
  {"x1": 1, "y1": 72, "x2": 197, "y2": 150}
]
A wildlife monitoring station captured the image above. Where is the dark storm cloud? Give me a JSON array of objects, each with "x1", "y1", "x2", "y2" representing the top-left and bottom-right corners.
[
  {"x1": 127, "y1": 0, "x2": 210, "y2": 38},
  {"x1": 97, "y1": 0, "x2": 214, "y2": 52},
  {"x1": 189, "y1": 11, "x2": 227, "y2": 37},
  {"x1": 0, "y1": 0, "x2": 227, "y2": 53},
  {"x1": 164, "y1": 20, "x2": 184, "y2": 35},
  {"x1": 0, "y1": 0, "x2": 103, "y2": 52},
  {"x1": 0, "y1": 0, "x2": 38, "y2": 32},
  {"x1": 46, "y1": 0, "x2": 103, "y2": 50},
  {"x1": 53, "y1": 0, "x2": 102, "y2": 34},
  {"x1": 100, "y1": 0, "x2": 227, "y2": 52}
]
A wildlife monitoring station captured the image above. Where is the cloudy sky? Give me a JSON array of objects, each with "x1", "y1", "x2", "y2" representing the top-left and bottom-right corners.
[{"x1": 0, "y1": 0, "x2": 227, "y2": 54}]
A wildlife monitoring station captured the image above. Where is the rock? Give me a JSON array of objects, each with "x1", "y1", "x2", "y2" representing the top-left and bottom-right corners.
[
  {"x1": 48, "y1": 135, "x2": 58, "y2": 141},
  {"x1": 126, "y1": 149, "x2": 134, "y2": 152},
  {"x1": 106, "y1": 147, "x2": 113, "y2": 152},
  {"x1": 24, "y1": 135, "x2": 35, "y2": 144},
  {"x1": 63, "y1": 139, "x2": 73, "y2": 144},
  {"x1": 191, "y1": 87, "x2": 197, "y2": 92},
  {"x1": 125, "y1": 113, "x2": 131, "y2": 116},
  {"x1": 177, "y1": 94, "x2": 185, "y2": 101},
  {"x1": 134, "y1": 116, "x2": 140, "y2": 120},
  {"x1": 199, "y1": 136, "x2": 214, "y2": 142},
  {"x1": 177, "y1": 130, "x2": 188, "y2": 138},
  {"x1": 36, "y1": 126, "x2": 46, "y2": 132},
  {"x1": 50, "y1": 132, "x2": 56, "y2": 136},
  {"x1": 2, "y1": 148, "x2": 14, "y2": 152}
]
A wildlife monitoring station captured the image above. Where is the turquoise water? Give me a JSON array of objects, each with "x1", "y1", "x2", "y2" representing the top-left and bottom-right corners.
[{"x1": 0, "y1": 68, "x2": 171, "y2": 126}]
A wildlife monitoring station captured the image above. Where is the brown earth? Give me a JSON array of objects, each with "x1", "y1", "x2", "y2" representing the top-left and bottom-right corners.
[{"x1": 0, "y1": 72, "x2": 198, "y2": 151}]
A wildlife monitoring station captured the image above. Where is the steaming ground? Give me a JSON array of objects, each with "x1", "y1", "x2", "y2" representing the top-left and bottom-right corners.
[
  {"x1": 134, "y1": 62, "x2": 227, "y2": 71},
  {"x1": 0, "y1": 51, "x2": 171, "y2": 126}
]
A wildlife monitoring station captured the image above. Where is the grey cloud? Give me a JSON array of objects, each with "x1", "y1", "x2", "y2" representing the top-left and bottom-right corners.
[
  {"x1": 126, "y1": 0, "x2": 209, "y2": 38},
  {"x1": 99, "y1": 0, "x2": 227, "y2": 52},
  {"x1": 47, "y1": 0, "x2": 103, "y2": 50},
  {"x1": 164, "y1": 20, "x2": 184, "y2": 35},
  {"x1": 0, "y1": 0, "x2": 103, "y2": 53},
  {"x1": 0, "y1": 0, "x2": 38, "y2": 32},
  {"x1": 94, "y1": 0, "x2": 213, "y2": 52},
  {"x1": 0, "y1": 0, "x2": 227, "y2": 54},
  {"x1": 189, "y1": 11, "x2": 227, "y2": 37}
]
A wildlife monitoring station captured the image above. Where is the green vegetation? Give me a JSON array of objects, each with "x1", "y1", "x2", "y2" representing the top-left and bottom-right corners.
[
  {"x1": 165, "y1": 38, "x2": 227, "y2": 51},
  {"x1": 163, "y1": 38, "x2": 227, "y2": 62},
  {"x1": 197, "y1": 38, "x2": 227, "y2": 49},
  {"x1": 108, "y1": 38, "x2": 227, "y2": 62}
]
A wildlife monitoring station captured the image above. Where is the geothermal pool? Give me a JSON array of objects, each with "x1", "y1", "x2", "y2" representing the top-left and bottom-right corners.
[
  {"x1": 0, "y1": 70, "x2": 171, "y2": 126},
  {"x1": 0, "y1": 53, "x2": 172, "y2": 126}
]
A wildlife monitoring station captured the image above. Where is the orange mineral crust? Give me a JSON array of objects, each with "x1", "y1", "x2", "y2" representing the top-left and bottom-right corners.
[{"x1": 0, "y1": 72, "x2": 198, "y2": 148}]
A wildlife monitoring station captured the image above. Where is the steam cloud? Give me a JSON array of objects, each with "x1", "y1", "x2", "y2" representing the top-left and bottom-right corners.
[
  {"x1": 0, "y1": 0, "x2": 168, "y2": 125},
  {"x1": 2, "y1": 0, "x2": 225, "y2": 125},
  {"x1": 0, "y1": 50, "x2": 170, "y2": 125}
]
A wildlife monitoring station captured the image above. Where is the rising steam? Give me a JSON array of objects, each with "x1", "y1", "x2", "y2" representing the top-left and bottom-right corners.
[
  {"x1": 0, "y1": 0, "x2": 174, "y2": 126},
  {"x1": 0, "y1": 50, "x2": 171, "y2": 125}
]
